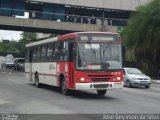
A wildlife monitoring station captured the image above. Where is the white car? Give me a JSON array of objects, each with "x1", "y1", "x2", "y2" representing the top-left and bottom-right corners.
[{"x1": 123, "y1": 67, "x2": 151, "y2": 88}]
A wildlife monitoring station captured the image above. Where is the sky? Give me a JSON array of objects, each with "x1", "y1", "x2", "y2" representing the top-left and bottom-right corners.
[{"x1": 0, "y1": 30, "x2": 22, "y2": 41}]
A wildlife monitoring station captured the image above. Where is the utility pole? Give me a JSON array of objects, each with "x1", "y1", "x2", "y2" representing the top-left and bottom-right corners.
[{"x1": 101, "y1": 9, "x2": 105, "y2": 31}]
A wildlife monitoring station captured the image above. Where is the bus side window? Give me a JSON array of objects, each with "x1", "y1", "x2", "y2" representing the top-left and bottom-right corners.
[
  {"x1": 54, "y1": 42, "x2": 62, "y2": 61},
  {"x1": 52, "y1": 43, "x2": 57, "y2": 61},
  {"x1": 47, "y1": 43, "x2": 53, "y2": 61},
  {"x1": 62, "y1": 42, "x2": 68, "y2": 61},
  {"x1": 36, "y1": 46, "x2": 41, "y2": 62},
  {"x1": 32, "y1": 48, "x2": 36, "y2": 62},
  {"x1": 41, "y1": 44, "x2": 47, "y2": 61},
  {"x1": 58, "y1": 42, "x2": 68, "y2": 61},
  {"x1": 29, "y1": 49, "x2": 33, "y2": 62}
]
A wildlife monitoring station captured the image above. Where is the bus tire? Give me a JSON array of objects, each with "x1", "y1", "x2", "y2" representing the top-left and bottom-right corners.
[
  {"x1": 97, "y1": 90, "x2": 107, "y2": 96},
  {"x1": 61, "y1": 77, "x2": 69, "y2": 95},
  {"x1": 35, "y1": 73, "x2": 41, "y2": 88}
]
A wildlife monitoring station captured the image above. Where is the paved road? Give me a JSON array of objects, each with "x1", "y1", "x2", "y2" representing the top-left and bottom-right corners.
[{"x1": 0, "y1": 69, "x2": 160, "y2": 119}]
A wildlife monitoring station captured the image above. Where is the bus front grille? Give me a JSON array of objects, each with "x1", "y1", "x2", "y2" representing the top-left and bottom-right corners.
[
  {"x1": 88, "y1": 75, "x2": 113, "y2": 81},
  {"x1": 91, "y1": 78, "x2": 110, "y2": 81}
]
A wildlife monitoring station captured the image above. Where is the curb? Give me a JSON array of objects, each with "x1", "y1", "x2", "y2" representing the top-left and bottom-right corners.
[{"x1": 151, "y1": 80, "x2": 160, "y2": 85}]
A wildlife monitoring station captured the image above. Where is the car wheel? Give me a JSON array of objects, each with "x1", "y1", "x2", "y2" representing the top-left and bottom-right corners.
[
  {"x1": 35, "y1": 73, "x2": 41, "y2": 88},
  {"x1": 17, "y1": 67, "x2": 19, "y2": 71},
  {"x1": 126, "y1": 80, "x2": 132, "y2": 88},
  {"x1": 145, "y1": 86, "x2": 150, "y2": 89},
  {"x1": 61, "y1": 78, "x2": 69, "y2": 95},
  {"x1": 97, "y1": 90, "x2": 107, "y2": 96}
]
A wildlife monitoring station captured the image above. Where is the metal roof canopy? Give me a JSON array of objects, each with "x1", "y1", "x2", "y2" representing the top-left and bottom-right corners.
[{"x1": 28, "y1": 0, "x2": 152, "y2": 11}]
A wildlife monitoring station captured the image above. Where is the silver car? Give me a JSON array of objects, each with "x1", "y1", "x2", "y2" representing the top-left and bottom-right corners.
[{"x1": 123, "y1": 68, "x2": 151, "y2": 88}]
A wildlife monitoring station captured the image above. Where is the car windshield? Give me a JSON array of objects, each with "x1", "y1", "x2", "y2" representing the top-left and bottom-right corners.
[
  {"x1": 126, "y1": 68, "x2": 142, "y2": 74},
  {"x1": 18, "y1": 59, "x2": 25, "y2": 63},
  {"x1": 76, "y1": 42, "x2": 122, "y2": 71},
  {"x1": 6, "y1": 59, "x2": 14, "y2": 63}
]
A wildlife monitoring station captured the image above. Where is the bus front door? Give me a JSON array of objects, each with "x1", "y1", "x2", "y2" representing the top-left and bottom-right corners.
[{"x1": 28, "y1": 50, "x2": 33, "y2": 81}]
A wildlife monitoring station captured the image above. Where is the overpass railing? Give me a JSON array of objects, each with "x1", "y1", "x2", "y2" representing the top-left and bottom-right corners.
[{"x1": 0, "y1": 8, "x2": 128, "y2": 26}]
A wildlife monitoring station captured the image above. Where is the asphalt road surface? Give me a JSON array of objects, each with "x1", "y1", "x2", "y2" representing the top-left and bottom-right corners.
[{"x1": 0, "y1": 68, "x2": 160, "y2": 119}]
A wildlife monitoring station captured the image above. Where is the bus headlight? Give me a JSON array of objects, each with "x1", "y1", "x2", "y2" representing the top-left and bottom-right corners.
[
  {"x1": 80, "y1": 78, "x2": 85, "y2": 81},
  {"x1": 116, "y1": 77, "x2": 121, "y2": 81}
]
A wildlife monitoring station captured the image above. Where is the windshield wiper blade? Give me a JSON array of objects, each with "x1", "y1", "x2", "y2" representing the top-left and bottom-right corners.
[{"x1": 87, "y1": 41, "x2": 97, "y2": 58}]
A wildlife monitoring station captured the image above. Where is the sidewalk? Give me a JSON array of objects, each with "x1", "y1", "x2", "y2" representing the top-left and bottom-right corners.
[{"x1": 152, "y1": 79, "x2": 160, "y2": 85}]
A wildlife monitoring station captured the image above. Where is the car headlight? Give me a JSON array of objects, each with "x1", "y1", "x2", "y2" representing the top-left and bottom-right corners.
[{"x1": 132, "y1": 77, "x2": 136, "y2": 80}]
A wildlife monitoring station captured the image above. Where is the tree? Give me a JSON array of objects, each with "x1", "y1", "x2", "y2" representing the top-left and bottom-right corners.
[
  {"x1": 0, "y1": 40, "x2": 19, "y2": 54},
  {"x1": 0, "y1": 32, "x2": 38, "y2": 57},
  {"x1": 17, "y1": 32, "x2": 38, "y2": 57},
  {"x1": 122, "y1": 0, "x2": 160, "y2": 78},
  {"x1": 20, "y1": 32, "x2": 38, "y2": 43}
]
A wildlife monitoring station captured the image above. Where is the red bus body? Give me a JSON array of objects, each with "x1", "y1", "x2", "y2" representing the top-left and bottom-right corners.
[{"x1": 25, "y1": 32, "x2": 123, "y2": 95}]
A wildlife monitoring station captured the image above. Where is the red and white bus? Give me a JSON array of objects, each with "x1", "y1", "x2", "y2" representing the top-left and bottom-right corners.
[{"x1": 25, "y1": 32, "x2": 123, "y2": 95}]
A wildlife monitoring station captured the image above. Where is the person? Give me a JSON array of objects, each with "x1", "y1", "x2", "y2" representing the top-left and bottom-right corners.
[
  {"x1": 68, "y1": 14, "x2": 75, "y2": 22},
  {"x1": 82, "y1": 17, "x2": 89, "y2": 24},
  {"x1": 76, "y1": 16, "x2": 81, "y2": 23},
  {"x1": 90, "y1": 15, "x2": 97, "y2": 24}
]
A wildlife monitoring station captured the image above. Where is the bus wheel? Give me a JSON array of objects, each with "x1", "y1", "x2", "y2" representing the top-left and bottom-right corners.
[
  {"x1": 97, "y1": 90, "x2": 107, "y2": 96},
  {"x1": 35, "y1": 73, "x2": 41, "y2": 88},
  {"x1": 61, "y1": 78, "x2": 69, "y2": 95}
]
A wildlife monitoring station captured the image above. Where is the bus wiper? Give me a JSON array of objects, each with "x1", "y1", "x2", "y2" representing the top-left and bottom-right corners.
[
  {"x1": 87, "y1": 41, "x2": 96, "y2": 58},
  {"x1": 102, "y1": 43, "x2": 111, "y2": 56}
]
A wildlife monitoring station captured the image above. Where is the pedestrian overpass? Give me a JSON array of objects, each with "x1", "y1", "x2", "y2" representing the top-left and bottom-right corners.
[
  {"x1": 0, "y1": 15, "x2": 117, "y2": 34},
  {"x1": 0, "y1": 9, "x2": 118, "y2": 34},
  {"x1": 0, "y1": 0, "x2": 152, "y2": 34}
]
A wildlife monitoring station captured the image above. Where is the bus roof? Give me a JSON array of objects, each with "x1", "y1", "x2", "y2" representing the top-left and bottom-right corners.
[
  {"x1": 58, "y1": 32, "x2": 119, "y2": 40},
  {"x1": 26, "y1": 32, "x2": 119, "y2": 47},
  {"x1": 26, "y1": 37, "x2": 58, "y2": 47}
]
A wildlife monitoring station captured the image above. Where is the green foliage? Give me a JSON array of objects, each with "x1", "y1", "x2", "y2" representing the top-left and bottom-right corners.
[
  {"x1": 122, "y1": 0, "x2": 160, "y2": 78},
  {"x1": 20, "y1": 32, "x2": 38, "y2": 42},
  {"x1": 0, "y1": 40, "x2": 18, "y2": 53},
  {"x1": 0, "y1": 32, "x2": 38, "y2": 57},
  {"x1": 18, "y1": 32, "x2": 38, "y2": 57}
]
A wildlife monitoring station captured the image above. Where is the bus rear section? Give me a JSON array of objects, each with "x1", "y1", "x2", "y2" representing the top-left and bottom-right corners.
[{"x1": 25, "y1": 32, "x2": 123, "y2": 96}]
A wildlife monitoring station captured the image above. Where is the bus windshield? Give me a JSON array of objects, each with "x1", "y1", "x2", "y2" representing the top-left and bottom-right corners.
[{"x1": 76, "y1": 42, "x2": 122, "y2": 71}]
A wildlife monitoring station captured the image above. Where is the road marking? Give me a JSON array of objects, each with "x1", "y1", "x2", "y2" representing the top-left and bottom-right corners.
[
  {"x1": 156, "y1": 80, "x2": 160, "y2": 83},
  {"x1": 9, "y1": 72, "x2": 12, "y2": 75},
  {"x1": 8, "y1": 79, "x2": 23, "y2": 85},
  {"x1": 1, "y1": 71, "x2": 7, "y2": 74},
  {"x1": 0, "y1": 100, "x2": 9, "y2": 105},
  {"x1": 0, "y1": 71, "x2": 13, "y2": 75},
  {"x1": 28, "y1": 116, "x2": 45, "y2": 120}
]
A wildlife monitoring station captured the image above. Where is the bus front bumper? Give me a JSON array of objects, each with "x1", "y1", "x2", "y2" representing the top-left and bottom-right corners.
[{"x1": 75, "y1": 82, "x2": 123, "y2": 90}]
